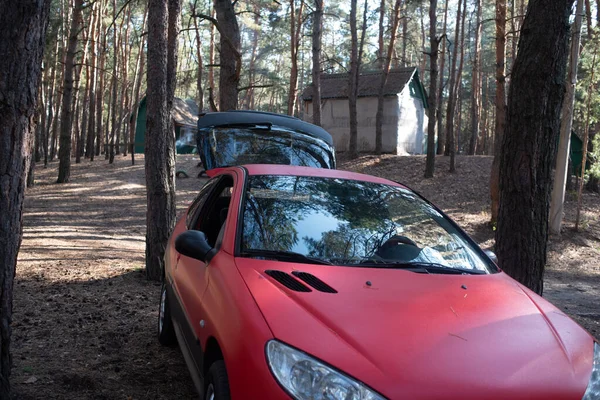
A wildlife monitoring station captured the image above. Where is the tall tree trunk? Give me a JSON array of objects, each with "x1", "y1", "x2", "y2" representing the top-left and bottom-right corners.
[
  {"x1": 72, "y1": 11, "x2": 94, "y2": 162},
  {"x1": 402, "y1": 13, "x2": 408, "y2": 66},
  {"x1": 145, "y1": 0, "x2": 180, "y2": 281},
  {"x1": 287, "y1": 0, "x2": 305, "y2": 116},
  {"x1": 51, "y1": 0, "x2": 69, "y2": 162},
  {"x1": 129, "y1": 6, "x2": 148, "y2": 164},
  {"x1": 444, "y1": 0, "x2": 463, "y2": 157},
  {"x1": 378, "y1": 0, "x2": 385, "y2": 68},
  {"x1": 208, "y1": 7, "x2": 217, "y2": 111},
  {"x1": 120, "y1": 5, "x2": 132, "y2": 157},
  {"x1": 490, "y1": 0, "x2": 507, "y2": 224},
  {"x1": 495, "y1": 0, "x2": 574, "y2": 295},
  {"x1": 468, "y1": 0, "x2": 483, "y2": 155},
  {"x1": 348, "y1": 0, "x2": 369, "y2": 158},
  {"x1": 95, "y1": 20, "x2": 107, "y2": 159},
  {"x1": 424, "y1": 0, "x2": 438, "y2": 178},
  {"x1": 38, "y1": 67, "x2": 48, "y2": 163},
  {"x1": 78, "y1": 65, "x2": 91, "y2": 164},
  {"x1": 375, "y1": 0, "x2": 402, "y2": 154},
  {"x1": 215, "y1": 0, "x2": 240, "y2": 111},
  {"x1": 58, "y1": 0, "x2": 84, "y2": 183},
  {"x1": 348, "y1": 0, "x2": 359, "y2": 157},
  {"x1": 246, "y1": 6, "x2": 260, "y2": 109},
  {"x1": 109, "y1": 0, "x2": 119, "y2": 163},
  {"x1": 436, "y1": 0, "x2": 449, "y2": 155},
  {"x1": 86, "y1": 0, "x2": 100, "y2": 159},
  {"x1": 45, "y1": 41, "x2": 59, "y2": 166},
  {"x1": 311, "y1": 0, "x2": 323, "y2": 126},
  {"x1": 549, "y1": 0, "x2": 584, "y2": 234},
  {"x1": 0, "y1": 0, "x2": 51, "y2": 396},
  {"x1": 192, "y1": 1, "x2": 204, "y2": 110},
  {"x1": 449, "y1": 0, "x2": 467, "y2": 172}
]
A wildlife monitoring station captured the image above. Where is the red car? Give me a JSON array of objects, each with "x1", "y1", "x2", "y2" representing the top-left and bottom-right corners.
[{"x1": 158, "y1": 165, "x2": 599, "y2": 400}]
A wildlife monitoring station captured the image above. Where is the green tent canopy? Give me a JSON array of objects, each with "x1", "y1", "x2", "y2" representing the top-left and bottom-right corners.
[{"x1": 131, "y1": 97, "x2": 199, "y2": 154}]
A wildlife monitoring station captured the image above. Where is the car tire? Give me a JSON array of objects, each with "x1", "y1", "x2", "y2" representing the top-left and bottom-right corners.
[
  {"x1": 205, "y1": 360, "x2": 231, "y2": 400},
  {"x1": 157, "y1": 282, "x2": 177, "y2": 346}
]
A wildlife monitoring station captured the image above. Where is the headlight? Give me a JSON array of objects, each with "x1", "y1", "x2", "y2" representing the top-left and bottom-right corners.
[
  {"x1": 583, "y1": 343, "x2": 600, "y2": 400},
  {"x1": 266, "y1": 340, "x2": 386, "y2": 400}
]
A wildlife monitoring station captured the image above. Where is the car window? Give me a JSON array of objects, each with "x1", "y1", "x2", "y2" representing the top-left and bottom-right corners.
[
  {"x1": 200, "y1": 126, "x2": 336, "y2": 170},
  {"x1": 186, "y1": 178, "x2": 219, "y2": 229},
  {"x1": 196, "y1": 176, "x2": 235, "y2": 248},
  {"x1": 240, "y1": 175, "x2": 497, "y2": 274}
]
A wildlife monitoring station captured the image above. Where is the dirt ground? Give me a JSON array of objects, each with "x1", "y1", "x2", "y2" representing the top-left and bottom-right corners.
[{"x1": 12, "y1": 154, "x2": 600, "y2": 399}]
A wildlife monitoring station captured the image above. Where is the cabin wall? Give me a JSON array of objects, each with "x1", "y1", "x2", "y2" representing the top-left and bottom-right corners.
[
  {"x1": 303, "y1": 92, "x2": 427, "y2": 154},
  {"x1": 304, "y1": 97, "x2": 400, "y2": 153}
]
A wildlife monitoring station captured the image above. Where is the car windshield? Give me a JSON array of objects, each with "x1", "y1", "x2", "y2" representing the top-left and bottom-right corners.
[
  {"x1": 240, "y1": 175, "x2": 496, "y2": 274},
  {"x1": 199, "y1": 126, "x2": 335, "y2": 170}
]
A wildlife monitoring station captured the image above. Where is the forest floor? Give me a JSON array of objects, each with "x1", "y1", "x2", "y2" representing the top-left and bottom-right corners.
[{"x1": 12, "y1": 154, "x2": 600, "y2": 399}]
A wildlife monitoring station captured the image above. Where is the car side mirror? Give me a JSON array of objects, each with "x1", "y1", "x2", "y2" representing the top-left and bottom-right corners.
[
  {"x1": 175, "y1": 230, "x2": 216, "y2": 263},
  {"x1": 484, "y1": 249, "x2": 498, "y2": 264}
]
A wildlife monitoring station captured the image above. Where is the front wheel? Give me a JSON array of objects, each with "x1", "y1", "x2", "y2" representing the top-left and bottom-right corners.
[
  {"x1": 205, "y1": 360, "x2": 231, "y2": 400},
  {"x1": 157, "y1": 282, "x2": 176, "y2": 346}
]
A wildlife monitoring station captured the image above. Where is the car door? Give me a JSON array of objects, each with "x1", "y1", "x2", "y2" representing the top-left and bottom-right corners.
[{"x1": 172, "y1": 173, "x2": 236, "y2": 367}]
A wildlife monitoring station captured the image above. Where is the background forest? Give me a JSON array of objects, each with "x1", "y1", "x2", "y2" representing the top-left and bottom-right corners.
[{"x1": 36, "y1": 0, "x2": 599, "y2": 173}]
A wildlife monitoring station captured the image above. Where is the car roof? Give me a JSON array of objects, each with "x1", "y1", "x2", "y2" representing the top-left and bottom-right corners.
[
  {"x1": 197, "y1": 111, "x2": 334, "y2": 146},
  {"x1": 227, "y1": 164, "x2": 408, "y2": 189}
]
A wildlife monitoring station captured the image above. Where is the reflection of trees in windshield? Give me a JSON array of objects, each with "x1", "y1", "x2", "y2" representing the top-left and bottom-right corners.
[
  {"x1": 241, "y1": 175, "x2": 492, "y2": 272},
  {"x1": 202, "y1": 127, "x2": 335, "y2": 169}
]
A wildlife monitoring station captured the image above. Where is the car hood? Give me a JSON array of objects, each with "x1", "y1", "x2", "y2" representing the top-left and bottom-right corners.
[{"x1": 236, "y1": 258, "x2": 594, "y2": 400}]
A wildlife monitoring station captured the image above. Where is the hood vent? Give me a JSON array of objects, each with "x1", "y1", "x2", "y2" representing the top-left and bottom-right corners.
[
  {"x1": 292, "y1": 271, "x2": 338, "y2": 293},
  {"x1": 265, "y1": 270, "x2": 312, "y2": 292}
]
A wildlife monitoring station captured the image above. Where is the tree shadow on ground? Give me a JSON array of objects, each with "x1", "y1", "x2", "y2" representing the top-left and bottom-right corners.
[{"x1": 11, "y1": 270, "x2": 197, "y2": 400}]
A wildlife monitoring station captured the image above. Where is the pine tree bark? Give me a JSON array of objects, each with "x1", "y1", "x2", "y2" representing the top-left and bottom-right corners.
[
  {"x1": 436, "y1": 0, "x2": 449, "y2": 155},
  {"x1": 145, "y1": 0, "x2": 179, "y2": 281},
  {"x1": 549, "y1": 0, "x2": 584, "y2": 234},
  {"x1": 287, "y1": 0, "x2": 305, "y2": 116},
  {"x1": 86, "y1": 1, "x2": 100, "y2": 159},
  {"x1": 348, "y1": 0, "x2": 369, "y2": 158},
  {"x1": 208, "y1": 7, "x2": 217, "y2": 111},
  {"x1": 58, "y1": 0, "x2": 84, "y2": 183},
  {"x1": 119, "y1": 5, "x2": 132, "y2": 157},
  {"x1": 129, "y1": 6, "x2": 148, "y2": 164},
  {"x1": 311, "y1": 0, "x2": 323, "y2": 126},
  {"x1": 468, "y1": 0, "x2": 483, "y2": 155},
  {"x1": 424, "y1": 0, "x2": 438, "y2": 178},
  {"x1": 348, "y1": 0, "x2": 359, "y2": 158},
  {"x1": 444, "y1": 0, "x2": 463, "y2": 157},
  {"x1": 44, "y1": 41, "x2": 59, "y2": 166},
  {"x1": 377, "y1": 0, "x2": 385, "y2": 68},
  {"x1": 109, "y1": 0, "x2": 120, "y2": 163},
  {"x1": 191, "y1": 1, "x2": 204, "y2": 110},
  {"x1": 0, "y1": 0, "x2": 51, "y2": 396},
  {"x1": 94, "y1": 2, "x2": 106, "y2": 159},
  {"x1": 214, "y1": 0, "x2": 240, "y2": 111},
  {"x1": 495, "y1": 0, "x2": 574, "y2": 295},
  {"x1": 375, "y1": 0, "x2": 402, "y2": 154},
  {"x1": 449, "y1": 0, "x2": 466, "y2": 172},
  {"x1": 490, "y1": 0, "x2": 507, "y2": 224}
]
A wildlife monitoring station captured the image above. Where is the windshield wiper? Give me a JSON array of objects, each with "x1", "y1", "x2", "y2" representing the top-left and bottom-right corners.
[
  {"x1": 353, "y1": 260, "x2": 486, "y2": 275},
  {"x1": 240, "y1": 249, "x2": 333, "y2": 265}
]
